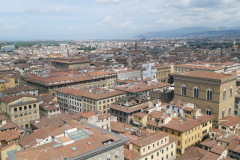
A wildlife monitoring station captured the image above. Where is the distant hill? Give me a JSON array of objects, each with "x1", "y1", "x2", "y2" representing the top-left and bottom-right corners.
[
  {"x1": 182, "y1": 30, "x2": 240, "y2": 38},
  {"x1": 133, "y1": 26, "x2": 240, "y2": 38}
]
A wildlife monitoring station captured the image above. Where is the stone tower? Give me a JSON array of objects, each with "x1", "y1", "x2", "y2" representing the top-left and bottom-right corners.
[{"x1": 128, "y1": 53, "x2": 132, "y2": 67}]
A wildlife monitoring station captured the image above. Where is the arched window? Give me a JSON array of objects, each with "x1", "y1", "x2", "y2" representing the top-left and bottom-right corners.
[
  {"x1": 230, "y1": 87, "x2": 233, "y2": 97},
  {"x1": 206, "y1": 109, "x2": 212, "y2": 115},
  {"x1": 107, "y1": 154, "x2": 111, "y2": 160},
  {"x1": 115, "y1": 151, "x2": 119, "y2": 158},
  {"x1": 228, "y1": 106, "x2": 231, "y2": 116},
  {"x1": 223, "y1": 89, "x2": 226, "y2": 100},
  {"x1": 207, "y1": 89, "x2": 212, "y2": 100},
  {"x1": 181, "y1": 85, "x2": 186, "y2": 95},
  {"x1": 193, "y1": 87, "x2": 199, "y2": 98},
  {"x1": 222, "y1": 109, "x2": 225, "y2": 118}
]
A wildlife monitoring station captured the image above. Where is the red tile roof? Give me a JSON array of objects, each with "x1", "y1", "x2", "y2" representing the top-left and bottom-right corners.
[{"x1": 180, "y1": 71, "x2": 234, "y2": 80}]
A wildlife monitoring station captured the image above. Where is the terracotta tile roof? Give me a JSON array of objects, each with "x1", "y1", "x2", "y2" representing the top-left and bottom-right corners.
[
  {"x1": 86, "y1": 71, "x2": 115, "y2": 77},
  {"x1": 163, "y1": 117, "x2": 201, "y2": 132},
  {"x1": 147, "y1": 120, "x2": 159, "y2": 127},
  {"x1": 115, "y1": 82, "x2": 170, "y2": 93},
  {"x1": 124, "y1": 148, "x2": 141, "y2": 160},
  {"x1": 108, "y1": 102, "x2": 149, "y2": 113},
  {"x1": 0, "y1": 129, "x2": 21, "y2": 142},
  {"x1": 118, "y1": 69, "x2": 140, "y2": 74},
  {"x1": 219, "y1": 116, "x2": 240, "y2": 127},
  {"x1": 131, "y1": 131, "x2": 169, "y2": 147},
  {"x1": 15, "y1": 124, "x2": 122, "y2": 160},
  {"x1": 80, "y1": 112, "x2": 96, "y2": 118},
  {"x1": 58, "y1": 136, "x2": 72, "y2": 143},
  {"x1": 39, "y1": 93, "x2": 55, "y2": 103},
  {"x1": 24, "y1": 73, "x2": 91, "y2": 86},
  {"x1": 110, "y1": 121, "x2": 133, "y2": 133},
  {"x1": 120, "y1": 132, "x2": 139, "y2": 144},
  {"x1": 183, "y1": 107, "x2": 200, "y2": 112},
  {"x1": 180, "y1": 71, "x2": 235, "y2": 80},
  {"x1": 97, "y1": 113, "x2": 113, "y2": 121},
  {"x1": 20, "y1": 126, "x2": 57, "y2": 149},
  {"x1": 170, "y1": 100, "x2": 188, "y2": 108},
  {"x1": 133, "y1": 112, "x2": 147, "y2": 118},
  {"x1": 209, "y1": 145, "x2": 226, "y2": 155},
  {"x1": 200, "y1": 151, "x2": 221, "y2": 160},
  {"x1": 175, "y1": 147, "x2": 207, "y2": 160},
  {"x1": 0, "y1": 117, "x2": 22, "y2": 132},
  {"x1": 210, "y1": 128, "x2": 227, "y2": 136},
  {"x1": 39, "y1": 102, "x2": 60, "y2": 111},
  {"x1": 148, "y1": 110, "x2": 163, "y2": 119},
  {"x1": 218, "y1": 133, "x2": 238, "y2": 143},
  {"x1": 29, "y1": 112, "x2": 73, "y2": 129},
  {"x1": 228, "y1": 139, "x2": 240, "y2": 153},
  {"x1": 1, "y1": 85, "x2": 36, "y2": 94},
  {"x1": 175, "y1": 64, "x2": 223, "y2": 70},
  {"x1": 200, "y1": 138, "x2": 217, "y2": 148},
  {"x1": 197, "y1": 114, "x2": 214, "y2": 123},
  {"x1": 56, "y1": 87, "x2": 125, "y2": 100},
  {"x1": 52, "y1": 59, "x2": 90, "y2": 64},
  {"x1": 1, "y1": 93, "x2": 36, "y2": 103}
]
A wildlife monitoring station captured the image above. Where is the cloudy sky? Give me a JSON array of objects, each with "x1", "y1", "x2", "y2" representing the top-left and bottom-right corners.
[{"x1": 1, "y1": 0, "x2": 240, "y2": 40}]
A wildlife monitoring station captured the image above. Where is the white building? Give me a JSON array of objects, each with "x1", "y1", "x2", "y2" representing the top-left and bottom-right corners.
[{"x1": 141, "y1": 63, "x2": 157, "y2": 79}]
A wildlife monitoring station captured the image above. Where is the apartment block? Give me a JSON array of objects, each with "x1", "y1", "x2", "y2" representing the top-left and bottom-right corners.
[{"x1": 0, "y1": 93, "x2": 40, "y2": 130}]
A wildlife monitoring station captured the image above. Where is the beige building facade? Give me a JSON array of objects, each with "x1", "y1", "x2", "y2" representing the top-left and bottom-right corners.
[{"x1": 174, "y1": 71, "x2": 237, "y2": 126}]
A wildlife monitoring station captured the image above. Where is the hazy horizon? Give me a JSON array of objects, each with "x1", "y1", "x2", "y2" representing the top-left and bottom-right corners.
[{"x1": 1, "y1": 0, "x2": 240, "y2": 40}]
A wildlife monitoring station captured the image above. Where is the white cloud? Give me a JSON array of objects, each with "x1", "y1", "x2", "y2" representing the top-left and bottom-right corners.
[
  {"x1": 118, "y1": 21, "x2": 131, "y2": 27},
  {"x1": 96, "y1": 17, "x2": 114, "y2": 27},
  {"x1": 95, "y1": 0, "x2": 121, "y2": 4},
  {"x1": 155, "y1": 19, "x2": 174, "y2": 24},
  {"x1": 1, "y1": 0, "x2": 240, "y2": 39},
  {"x1": 96, "y1": 16, "x2": 132, "y2": 28},
  {"x1": 148, "y1": 9, "x2": 160, "y2": 14}
]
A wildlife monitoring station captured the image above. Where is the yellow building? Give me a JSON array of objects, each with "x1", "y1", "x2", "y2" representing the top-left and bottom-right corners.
[
  {"x1": 133, "y1": 112, "x2": 148, "y2": 127},
  {"x1": 0, "y1": 142, "x2": 21, "y2": 160},
  {"x1": 174, "y1": 71, "x2": 237, "y2": 126},
  {"x1": 51, "y1": 59, "x2": 90, "y2": 69},
  {"x1": 2, "y1": 75, "x2": 20, "y2": 88},
  {"x1": 218, "y1": 116, "x2": 240, "y2": 135},
  {"x1": 155, "y1": 65, "x2": 171, "y2": 83},
  {"x1": 124, "y1": 131, "x2": 177, "y2": 160},
  {"x1": 82, "y1": 90, "x2": 126, "y2": 113},
  {"x1": 146, "y1": 109, "x2": 214, "y2": 156},
  {"x1": 162, "y1": 118, "x2": 203, "y2": 156},
  {"x1": 44, "y1": 53, "x2": 63, "y2": 58},
  {"x1": 0, "y1": 93, "x2": 40, "y2": 130},
  {"x1": 0, "y1": 80, "x2": 6, "y2": 91}
]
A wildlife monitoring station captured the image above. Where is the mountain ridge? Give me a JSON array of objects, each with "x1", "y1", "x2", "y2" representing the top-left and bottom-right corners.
[{"x1": 133, "y1": 26, "x2": 240, "y2": 38}]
